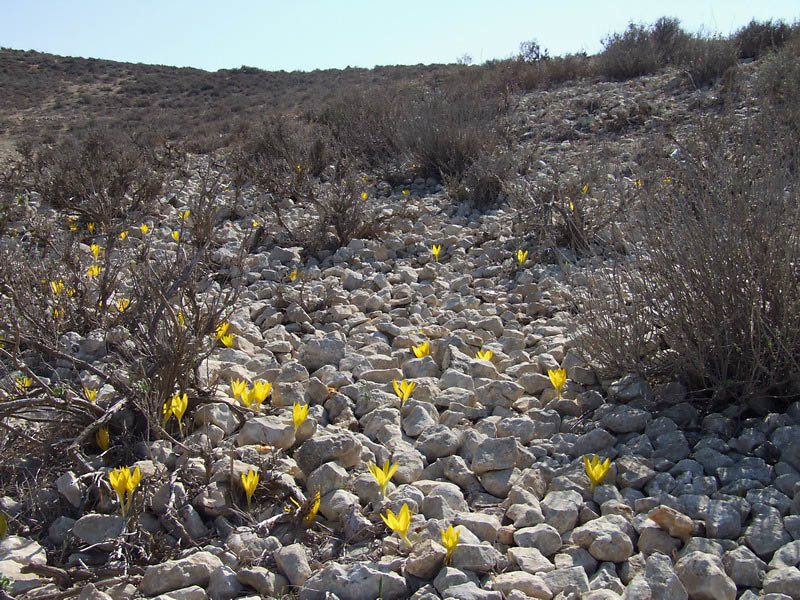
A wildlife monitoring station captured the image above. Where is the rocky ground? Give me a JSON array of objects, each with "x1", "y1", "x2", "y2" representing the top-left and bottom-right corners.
[{"x1": 2, "y1": 63, "x2": 800, "y2": 600}]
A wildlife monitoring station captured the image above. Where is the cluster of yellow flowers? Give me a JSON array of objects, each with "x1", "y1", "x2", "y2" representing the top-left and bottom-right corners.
[
  {"x1": 163, "y1": 392, "x2": 188, "y2": 435},
  {"x1": 242, "y1": 467, "x2": 321, "y2": 526},
  {"x1": 412, "y1": 342, "x2": 430, "y2": 358},
  {"x1": 215, "y1": 322, "x2": 234, "y2": 347},
  {"x1": 230, "y1": 378, "x2": 272, "y2": 410},
  {"x1": 392, "y1": 379, "x2": 416, "y2": 406},
  {"x1": 108, "y1": 465, "x2": 142, "y2": 517}
]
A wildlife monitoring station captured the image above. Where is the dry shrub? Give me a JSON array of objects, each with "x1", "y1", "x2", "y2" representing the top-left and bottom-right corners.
[
  {"x1": 228, "y1": 118, "x2": 389, "y2": 250},
  {"x1": 403, "y1": 88, "x2": 503, "y2": 181},
  {"x1": 510, "y1": 149, "x2": 633, "y2": 259},
  {"x1": 317, "y1": 86, "x2": 404, "y2": 175},
  {"x1": 734, "y1": 19, "x2": 794, "y2": 59},
  {"x1": 579, "y1": 45, "x2": 800, "y2": 410},
  {"x1": 0, "y1": 157, "x2": 245, "y2": 492},
  {"x1": 681, "y1": 36, "x2": 738, "y2": 88},
  {"x1": 597, "y1": 23, "x2": 662, "y2": 80},
  {"x1": 15, "y1": 127, "x2": 174, "y2": 228}
]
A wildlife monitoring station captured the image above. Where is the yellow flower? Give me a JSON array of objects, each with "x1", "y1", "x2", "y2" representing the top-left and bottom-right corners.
[
  {"x1": 287, "y1": 490, "x2": 321, "y2": 526},
  {"x1": 108, "y1": 465, "x2": 141, "y2": 516},
  {"x1": 140, "y1": 224, "x2": 149, "y2": 235},
  {"x1": 476, "y1": 349, "x2": 493, "y2": 361},
  {"x1": 293, "y1": 402, "x2": 309, "y2": 431},
  {"x1": 178, "y1": 311, "x2": 185, "y2": 328},
  {"x1": 392, "y1": 379, "x2": 416, "y2": 406},
  {"x1": 220, "y1": 333, "x2": 235, "y2": 348},
  {"x1": 441, "y1": 524, "x2": 460, "y2": 564},
  {"x1": 569, "y1": 200, "x2": 575, "y2": 212},
  {"x1": 87, "y1": 222, "x2": 95, "y2": 233},
  {"x1": 90, "y1": 244, "x2": 101, "y2": 260},
  {"x1": 53, "y1": 307, "x2": 65, "y2": 320},
  {"x1": 288, "y1": 268, "x2": 299, "y2": 282},
  {"x1": 582, "y1": 184, "x2": 589, "y2": 195},
  {"x1": 412, "y1": 341, "x2": 430, "y2": 358},
  {"x1": 368, "y1": 460, "x2": 398, "y2": 497},
  {"x1": 180, "y1": 210, "x2": 190, "y2": 220},
  {"x1": 230, "y1": 378, "x2": 247, "y2": 400},
  {"x1": 516, "y1": 249, "x2": 528, "y2": 266},
  {"x1": 633, "y1": 178, "x2": 644, "y2": 188},
  {"x1": 67, "y1": 218, "x2": 79, "y2": 231},
  {"x1": 116, "y1": 298, "x2": 130, "y2": 312},
  {"x1": 402, "y1": 189, "x2": 410, "y2": 197},
  {"x1": 239, "y1": 385, "x2": 255, "y2": 408},
  {"x1": 584, "y1": 454, "x2": 611, "y2": 489},
  {"x1": 50, "y1": 280, "x2": 64, "y2": 296},
  {"x1": 241, "y1": 469, "x2": 259, "y2": 507},
  {"x1": 548, "y1": 368, "x2": 567, "y2": 400},
  {"x1": 169, "y1": 393, "x2": 188, "y2": 434},
  {"x1": 382, "y1": 503, "x2": 412, "y2": 546},
  {"x1": 109, "y1": 468, "x2": 128, "y2": 509},
  {"x1": 87, "y1": 264, "x2": 102, "y2": 278},
  {"x1": 252, "y1": 380, "x2": 272, "y2": 408},
  {"x1": 306, "y1": 491, "x2": 321, "y2": 524},
  {"x1": 171, "y1": 231, "x2": 179, "y2": 242},
  {"x1": 15, "y1": 377, "x2": 32, "y2": 393},
  {"x1": 96, "y1": 426, "x2": 110, "y2": 451},
  {"x1": 361, "y1": 192, "x2": 368, "y2": 200},
  {"x1": 431, "y1": 244, "x2": 442, "y2": 262},
  {"x1": 215, "y1": 322, "x2": 229, "y2": 340},
  {"x1": 252, "y1": 219, "x2": 261, "y2": 227},
  {"x1": 84, "y1": 386, "x2": 97, "y2": 402},
  {"x1": 119, "y1": 230, "x2": 129, "y2": 240}
]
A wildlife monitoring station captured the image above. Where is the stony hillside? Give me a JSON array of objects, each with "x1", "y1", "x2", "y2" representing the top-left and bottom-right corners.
[{"x1": 1, "y1": 32, "x2": 800, "y2": 600}]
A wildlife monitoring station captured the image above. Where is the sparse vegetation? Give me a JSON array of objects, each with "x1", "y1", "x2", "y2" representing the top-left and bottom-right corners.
[{"x1": 0, "y1": 15, "x2": 799, "y2": 596}]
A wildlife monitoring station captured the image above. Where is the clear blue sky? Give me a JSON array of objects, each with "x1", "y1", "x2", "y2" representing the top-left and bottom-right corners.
[{"x1": 1, "y1": 1, "x2": 797, "y2": 72}]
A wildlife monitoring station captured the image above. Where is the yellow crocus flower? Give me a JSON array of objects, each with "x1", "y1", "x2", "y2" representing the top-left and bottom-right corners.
[
  {"x1": 548, "y1": 368, "x2": 567, "y2": 400},
  {"x1": 392, "y1": 379, "x2": 416, "y2": 406},
  {"x1": 252, "y1": 380, "x2": 272, "y2": 408},
  {"x1": 412, "y1": 342, "x2": 430, "y2": 358},
  {"x1": 241, "y1": 469, "x2": 259, "y2": 507},
  {"x1": 293, "y1": 402, "x2": 309, "y2": 431},
  {"x1": 230, "y1": 378, "x2": 247, "y2": 400},
  {"x1": 96, "y1": 426, "x2": 110, "y2": 451},
  {"x1": 382, "y1": 503, "x2": 412, "y2": 546},
  {"x1": 476, "y1": 349, "x2": 493, "y2": 361},
  {"x1": 368, "y1": 460, "x2": 398, "y2": 497},
  {"x1": 584, "y1": 454, "x2": 611, "y2": 490},
  {"x1": 215, "y1": 322, "x2": 229, "y2": 340},
  {"x1": 441, "y1": 524, "x2": 460, "y2": 564}
]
